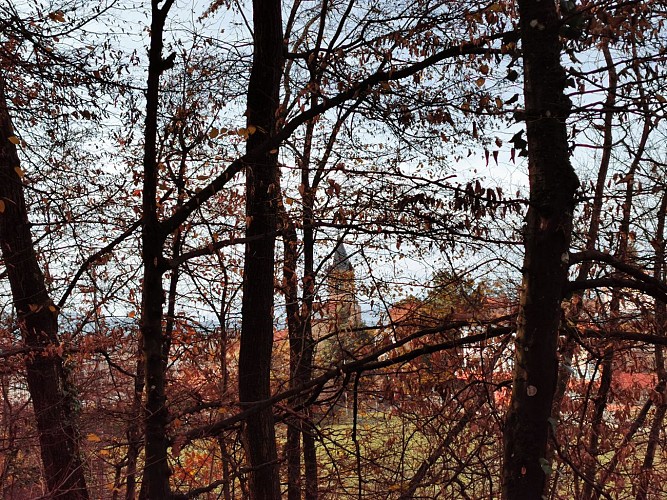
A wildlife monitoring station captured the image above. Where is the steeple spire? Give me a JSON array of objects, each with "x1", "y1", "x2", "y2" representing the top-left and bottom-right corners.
[{"x1": 331, "y1": 240, "x2": 353, "y2": 273}]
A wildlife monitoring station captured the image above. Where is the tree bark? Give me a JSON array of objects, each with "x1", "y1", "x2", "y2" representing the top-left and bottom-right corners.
[
  {"x1": 300, "y1": 122, "x2": 319, "y2": 500},
  {"x1": 0, "y1": 76, "x2": 89, "y2": 499},
  {"x1": 546, "y1": 40, "x2": 618, "y2": 498},
  {"x1": 281, "y1": 88, "x2": 322, "y2": 500},
  {"x1": 636, "y1": 191, "x2": 667, "y2": 500},
  {"x1": 583, "y1": 64, "x2": 643, "y2": 497},
  {"x1": 139, "y1": 0, "x2": 175, "y2": 497},
  {"x1": 125, "y1": 336, "x2": 145, "y2": 500},
  {"x1": 502, "y1": 1, "x2": 579, "y2": 498},
  {"x1": 238, "y1": 0, "x2": 284, "y2": 497},
  {"x1": 281, "y1": 198, "x2": 318, "y2": 500},
  {"x1": 282, "y1": 213, "x2": 304, "y2": 500}
]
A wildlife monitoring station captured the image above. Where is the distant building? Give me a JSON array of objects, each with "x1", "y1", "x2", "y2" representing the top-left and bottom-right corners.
[
  {"x1": 272, "y1": 241, "x2": 364, "y2": 373},
  {"x1": 313, "y1": 242, "x2": 362, "y2": 342}
]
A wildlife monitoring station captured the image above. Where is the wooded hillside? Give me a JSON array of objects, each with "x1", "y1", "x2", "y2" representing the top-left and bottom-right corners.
[{"x1": 1, "y1": 0, "x2": 667, "y2": 498}]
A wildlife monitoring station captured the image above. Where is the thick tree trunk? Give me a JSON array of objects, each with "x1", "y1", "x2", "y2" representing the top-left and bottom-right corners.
[
  {"x1": 502, "y1": 1, "x2": 579, "y2": 498},
  {"x1": 238, "y1": 0, "x2": 284, "y2": 497},
  {"x1": 139, "y1": 0, "x2": 175, "y2": 497},
  {"x1": 0, "y1": 77, "x2": 89, "y2": 498}
]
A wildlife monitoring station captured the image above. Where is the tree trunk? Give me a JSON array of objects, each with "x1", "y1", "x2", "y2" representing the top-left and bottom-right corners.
[
  {"x1": 0, "y1": 76, "x2": 89, "y2": 499},
  {"x1": 125, "y1": 336, "x2": 145, "y2": 500},
  {"x1": 583, "y1": 85, "x2": 640, "y2": 498},
  {"x1": 281, "y1": 202, "x2": 319, "y2": 500},
  {"x1": 502, "y1": 1, "x2": 579, "y2": 498},
  {"x1": 280, "y1": 105, "x2": 321, "y2": 500},
  {"x1": 546, "y1": 41, "x2": 618, "y2": 498},
  {"x1": 139, "y1": 0, "x2": 175, "y2": 497},
  {"x1": 582, "y1": 349, "x2": 613, "y2": 499},
  {"x1": 300, "y1": 124, "x2": 319, "y2": 500},
  {"x1": 303, "y1": 423, "x2": 318, "y2": 500},
  {"x1": 282, "y1": 213, "x2": 304, "y2": 500},
  {"x1": 238, "y1": 0, "x2": 284, "y2": 497},
  {"x1": 636, "y1": 192, "x2": 667, "y2": 500}
]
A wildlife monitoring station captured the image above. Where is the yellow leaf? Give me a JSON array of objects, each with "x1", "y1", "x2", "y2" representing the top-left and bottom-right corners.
[
  {"x1": 99, "y1": 449, "x2": 110, "y2": 456},
  {"x1": 247, "y1": 125, "x2": 257, "y2": 135},
  {"x1": 475, "y1": 77, "x2": 485, "y2": 87},
  {"x1": 8, "y1": 136, "x2": 20, "y2": 145},
  {"x1": 29, "y1": 304, "x2": 40, "y2": 313},
  {"x1": 0, "y1": 200, "x2": 4, "y2": 213},
  {"x1": 208, "y1": 127, "x2": 219, "y2": 139},
  {"x1": 14, "y1": 166, "x2": 24, "y2": 177},
  {"x1": 48, "y1": 305, "x2": 58, "y2": 313},
  {"x1": 285, "y1": 197, "x2": 294, "y2": 205},
  {"x1": 87, "y1": 433, "x2": 102, "y2": 443},
  {"x1": 128, "y1": 311, "x2": 136, "y2": 318}
]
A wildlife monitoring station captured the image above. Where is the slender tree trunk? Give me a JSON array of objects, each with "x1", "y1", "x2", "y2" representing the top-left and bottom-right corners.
[
  {"x1": 300, "y1": 125, "x2": 319, "y2": 500},
  {"x1": 636, "y1": 192, "x2": 667, "y2": 500},
  {"x1": 295, "y1": 99, "x2": 358, "y2": 500},
  {"x1": 303, "y1": 420, "x2": 318, "y2": 500},
  {"x1": 282, "y1": 212, "x2": 304, "y2": 500},
  {"x1": 217, "y1": 269, "x2": 233, "y2": 500},
  {"x1": 0, "y1": 76, "x2": 89, "y2": 499},
  {"x1": 281, "y1": 202, "x2": 319, "y2": 500},
  {"x1": 238, "y1": 0, "x2": 284, "y2": 497},
  {"x1": 582, "y1": 349, "x2": 613, "y2": 499},
  {"x1": 399, "y1": 396, "x2": 485, "y2": 499},
  {"x1": 546, "y1": 42, "x2": 618, "y2": 497},
  {"x1": 502, "y1": 1, "x2": 579, "y2": 498},
  {"x1": 583, "y1": 89, "x2": 640, "y2": 498},
  {"x1": 139, "y1": 0, "x2": 175, "y2": 497},
  {"x1": 125, "y1": 336, "x2": 145, "y2": 500},
  {"x1": 0, "y1": 377, "x2": 18, "y2": 496},
  {"x1": 636, "y1": 396, "x2": 667, "y2": 500},
  {"x1": 636, "y1": 362, "x2": 666, "y2": 500},
  {"x1": 281, "y1": 106, "x2": 321, "y2": 500},
  {"x1": 594, "y1": 384, "x2": 657, "y2": 491}
]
